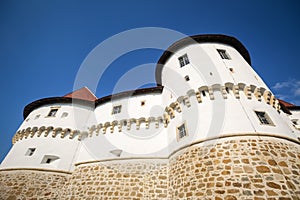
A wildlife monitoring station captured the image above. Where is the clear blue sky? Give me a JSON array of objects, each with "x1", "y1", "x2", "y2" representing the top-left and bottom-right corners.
[{"x1": 0, "y1": 0, "x2": 299, "y2": 162}]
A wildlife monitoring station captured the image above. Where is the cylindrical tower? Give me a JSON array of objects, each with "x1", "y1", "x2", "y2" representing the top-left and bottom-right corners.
[
  {"x1": 0, "y1": 34, "x2": 299, "y2": 199},
  {"x1": 0, "y1": 87, "x2": 96, "y2": 171},
  {"x1": 156, "y1": 34, "x2": 300, "y2": 199}
]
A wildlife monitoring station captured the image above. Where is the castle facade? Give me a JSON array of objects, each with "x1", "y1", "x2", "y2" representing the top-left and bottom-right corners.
[{"x1": 1, "y1": 34, "x2": 300, "y2": 199}]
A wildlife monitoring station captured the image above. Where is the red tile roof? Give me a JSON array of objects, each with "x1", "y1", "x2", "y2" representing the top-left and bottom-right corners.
[
  {"x1": 64, "y1": 87, "x2": 97, "y2": 101},
  {"x1": 278, "y1": 99, "x2": 295, "y2": 108}
]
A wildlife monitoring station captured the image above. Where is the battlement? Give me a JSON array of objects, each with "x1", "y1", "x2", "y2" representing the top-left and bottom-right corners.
[{"x1": 12, "y1": 82, "x2": 281, "y2": 145}]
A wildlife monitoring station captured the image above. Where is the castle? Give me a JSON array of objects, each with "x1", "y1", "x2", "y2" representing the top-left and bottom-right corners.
[{"x1": 0, "y1": 34, "x2": 299, "y2": 199}]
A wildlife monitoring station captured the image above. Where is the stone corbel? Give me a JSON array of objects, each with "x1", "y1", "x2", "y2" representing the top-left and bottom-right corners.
[
  {"x1": 195, "y1": 91, "x2": 202, "y2": 103},
  {"x1": 221, "y1": 86, "x2": 228, "y2": 99},
  {"x1": 183, "y1": 95, "x2": 191, "y2": 107},
  {"x1": 244, "y1": 86, "x2": 252, "y2": 99},
  {"x1": 208, "y1": 87, "x2": 214, "y2": 100},
  {"x1": 233, "y1": 85, "x2": 240, "y2": 99},
  {"x1": 254, "y1": 88, "x2": 262, "y2": 101}
]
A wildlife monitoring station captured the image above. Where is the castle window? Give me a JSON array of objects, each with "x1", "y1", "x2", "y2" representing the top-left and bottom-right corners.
[
  {"x1": 217, "y1": 49, "x2": 230, "y2": 60},
  {"x1": 112, "y1": 105, "x2": 122, "y2": 114},
  {"x1": 178, "y1": 54, "x2": 190, "y2": 67},
  {"x1": 255, "y1": 111, "x2": 274, "y2": 125},
  {"x1": 25, "y1": 148, "x2": 36, "y2": 156},
  {"x1": 177, "y1": 122, "x2": 188, "y2": 140},
  {"x1": 61, "y1": 112, "x2": 68, "y2": 118},
  {"x1": 141, "y1": 101, "x2": 145, "y2": 106},
  {"x1": 41, "y1": 155, "x2": 59, "y2": 164},
  {"x1": 34, "y1": 114, "x2": 40, "y2": 120},
  {"x1": 47, "y1": 108, "x2": 59, "y2": 117}
]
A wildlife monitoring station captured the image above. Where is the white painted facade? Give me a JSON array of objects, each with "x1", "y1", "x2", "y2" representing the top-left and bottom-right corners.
[{"x1": 1, "y1": 34, "x2": 299, "y2": 172}]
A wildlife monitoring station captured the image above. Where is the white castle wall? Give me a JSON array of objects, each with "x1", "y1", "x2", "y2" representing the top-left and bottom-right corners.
[
  {"x1": 160, "y1": 42, "x2": 298, "y2": 155},
  {"x1": 1, "y1": 36, "x2": 299, "y2": 173},
  {"x1": 1, "y1": 103, "x2": 94, "y2": 171},
  {"x1": 77, "y1": 93, "x2": 169, "y2": 163}
]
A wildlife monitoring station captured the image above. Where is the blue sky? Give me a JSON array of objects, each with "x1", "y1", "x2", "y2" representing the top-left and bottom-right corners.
[{"x1": 0, "y1": 0, "x2": 299, "y2": 162}]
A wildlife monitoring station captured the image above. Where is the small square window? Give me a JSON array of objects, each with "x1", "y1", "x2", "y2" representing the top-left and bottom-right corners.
[
  {"x1": 25, "y1": 148, "x2": 36, "y2": 156},
  {"x1": 112, "y1": 105, "x2": 122, "y2": 114},
  {"x1": 47, "y1": 108, "x2": 59, "y2": 117},
  {"x1": 41, "y1": 155, "x2": 59, "y2": 164},
  {"x1": 141, "y1": 101, "x2": 145, "y2": 106},
  {"x1": 177, "y1": 122, "x2": 188, "y2": 140},
  {"x1": 217, "y1": 49, "x2": 230, "y2": 60},
  {"x1": 178, "y1": 54, "x2": 190, "y2": 67},
  {"x1": 255, "y1": 111, "x2": 273, "y2": 125}
]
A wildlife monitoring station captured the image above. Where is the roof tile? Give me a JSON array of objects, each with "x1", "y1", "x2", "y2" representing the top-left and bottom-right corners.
[{"x1": 64, "y1": 87, "x2": 97, "y2": 101}]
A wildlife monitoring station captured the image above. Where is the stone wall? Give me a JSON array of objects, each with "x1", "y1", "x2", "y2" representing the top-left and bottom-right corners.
[
  {"x1": 0, "y1": 169, "x2": 69, "y2": 199},
  {"x1": 60, "y1": 160, "x2": 169, "y2": 199},
  {"x1": 0, "y1": 135, "x2": 299, "y2": 199},
  {"x1": 169, "y1": 136, "x2": 300, "y2": 199}
]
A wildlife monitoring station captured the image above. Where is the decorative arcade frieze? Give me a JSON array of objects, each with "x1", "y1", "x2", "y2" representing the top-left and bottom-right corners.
[{"x1": 12, "y1": 82, "x2": 280, "y2": 144}]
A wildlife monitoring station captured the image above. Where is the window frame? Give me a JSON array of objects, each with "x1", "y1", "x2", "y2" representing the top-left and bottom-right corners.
[
  {"x1": 217, "y1": 49, "x2": 231, "y2": 60},
  {"x1": 25, "y1": 148, "x2": 36, "y2": 156},
  {"x1": 178, "y1": 54, "x2": 190, "y2": 67},
  {"x1": 46, "y1": 107, "x2": 60, "y2": 117},
  {"x1": 112, "y1": 105, "x2": 122, "y2": 115},
  {"x1": 41, "y1": 155, "x2": 59, "y2": 164},
  {"x1": 254, "y1": 110, "x2": 274, "y2": 126},
  {"x1": 176, "y1": 121, "x2": 188, "y2": 141}
]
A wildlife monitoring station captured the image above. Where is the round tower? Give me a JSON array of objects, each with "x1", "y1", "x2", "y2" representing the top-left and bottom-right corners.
[
  {"x1": 156, "y1": 34, "x2": 300, "y2": 199},
  {"x1": 0, "y1": 34, "x2": 299, "y2": 199},
  {"x1": 0, "y1": 87, "x2": 96, "y2": 171}
]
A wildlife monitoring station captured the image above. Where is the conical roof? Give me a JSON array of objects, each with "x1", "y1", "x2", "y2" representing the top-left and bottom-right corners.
[{"x1": 64, "y1": 87, "x2": 97, "y2": 101}]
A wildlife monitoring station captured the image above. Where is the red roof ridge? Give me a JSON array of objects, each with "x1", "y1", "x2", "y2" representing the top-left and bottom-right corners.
[
  {"x1": 64, "y1": 87, "x2": 97, "y2": 101},
  {"x1": 278, "y1": 99, "x2": 295, "y2": 108}
]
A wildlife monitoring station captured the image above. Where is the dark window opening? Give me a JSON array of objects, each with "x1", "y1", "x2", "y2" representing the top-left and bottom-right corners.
[
  {"x1": 217, "y1": 49, "x2": 230, "y2": 60},
  {"x1": 112, "y1": 105, "x2": 122, "y2": 114},
  {"x1": 47, "y1": 108, "x2": 58, "y2": 117},
  {"x1": 178, "y1": 54, "x2": 190, "y2": 67},
  {"x1": 177, "y1": 123, "x2": 188, "y2": 139},
  {"x1": 41, "y1": 155, "x2": 59, "y2": 164},
  {"x1": 255, "y1": 111, "x2": 273, "y2": 125},
  {"x1": 25, "y1": 148, "x2": 36, "y2": 156}
]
